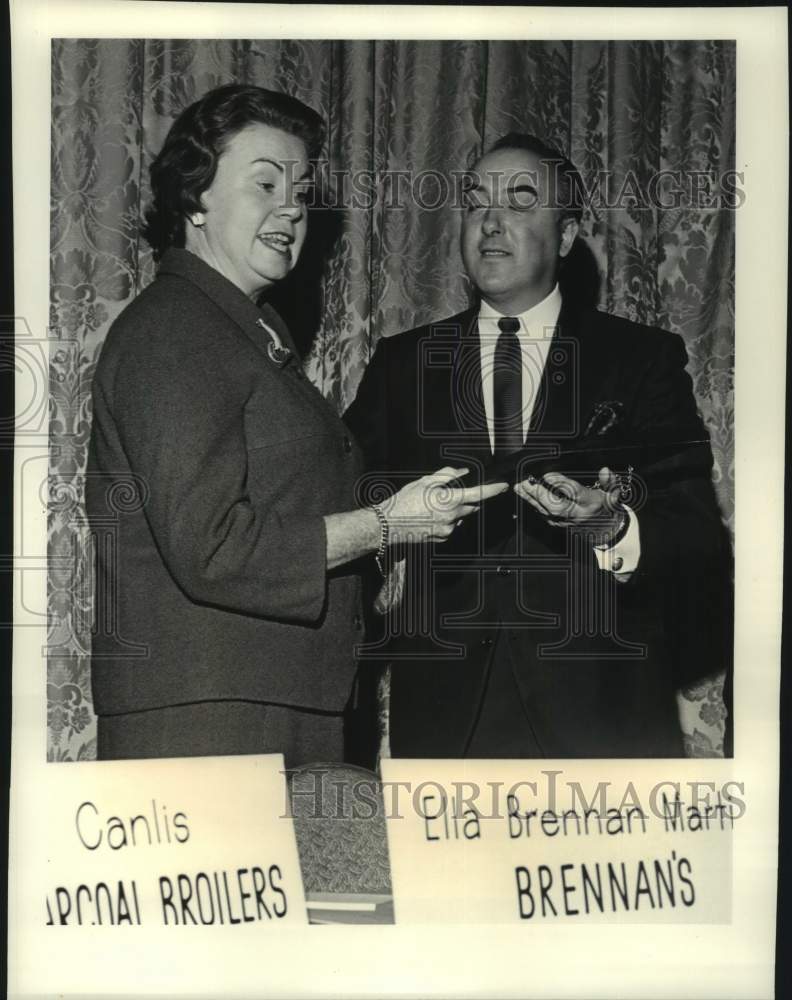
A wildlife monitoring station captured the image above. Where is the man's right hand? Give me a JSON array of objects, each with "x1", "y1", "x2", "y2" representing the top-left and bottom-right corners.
[{"x1": 384, "y1": 466, "x2": 508, "y2": 546}]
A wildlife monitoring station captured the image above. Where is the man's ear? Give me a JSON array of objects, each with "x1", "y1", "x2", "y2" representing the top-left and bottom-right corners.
[{"x1": 558, "y1": 217, "x2": 579, "y2": 258}]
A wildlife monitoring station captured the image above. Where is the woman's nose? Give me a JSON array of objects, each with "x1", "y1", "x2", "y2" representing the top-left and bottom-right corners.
[{"x1": 277, "y1": 193, "x2": 304, "y2": 219}]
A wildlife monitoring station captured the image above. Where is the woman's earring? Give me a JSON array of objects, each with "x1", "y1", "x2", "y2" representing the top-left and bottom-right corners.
[{"x1": 190, "y1": 213, "x2": 205, "y2": 227}]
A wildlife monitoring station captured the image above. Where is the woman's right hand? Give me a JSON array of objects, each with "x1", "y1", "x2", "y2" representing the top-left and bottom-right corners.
[{"x1": 382, "y1": 467, "x2": 509, "y2": 546}]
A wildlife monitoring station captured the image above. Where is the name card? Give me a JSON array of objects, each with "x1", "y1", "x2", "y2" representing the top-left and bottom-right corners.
[
  {"x1": 382, "y1": 760, "x2": 737, "y2": 924},
  {"x1": 37, "y1": 754, "x2": 308, "y2": 929}
]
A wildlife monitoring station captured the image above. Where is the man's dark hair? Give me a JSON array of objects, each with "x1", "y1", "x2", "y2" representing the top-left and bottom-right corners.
[
  {"x1": 142, "y1": 84, "x2": 324, "y2": 260},
  {"x1": 487, "y1": 132, "x2": 585, "y2": 223}
]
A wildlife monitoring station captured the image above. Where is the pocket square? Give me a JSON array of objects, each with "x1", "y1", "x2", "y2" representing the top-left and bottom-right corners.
[{"x1": 583, "y1": 400, "x2": 625, "y2": 438}]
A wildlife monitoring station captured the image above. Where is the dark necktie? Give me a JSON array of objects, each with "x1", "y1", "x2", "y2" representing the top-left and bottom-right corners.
[{"x1": 493, "y1": 316, "x2": 523, "y2": 456}]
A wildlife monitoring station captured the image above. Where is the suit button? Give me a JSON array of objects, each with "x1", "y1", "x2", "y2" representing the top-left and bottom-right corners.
[
  {"x1": 343, "y1": 436, "x2": 353, "y2": 453},
  {"x1": 496, "y1": 565, "x2": 511, "y2": 576},
  {"x1": 352, "y1": 614, "x2": 363, "y2": 631},
  {"x1": 480, "y1": 636, "x2": 494, "y2": 647}
]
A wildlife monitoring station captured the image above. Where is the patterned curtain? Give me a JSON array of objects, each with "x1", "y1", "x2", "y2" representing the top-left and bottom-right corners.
[{"x1": 49, "y1": 39, "x2": 735, "y2": 760}]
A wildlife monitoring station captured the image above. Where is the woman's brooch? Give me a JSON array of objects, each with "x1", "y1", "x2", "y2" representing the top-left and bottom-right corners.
[{"x1": 256, "y1": 318, "x2": 292, "y2": 367}]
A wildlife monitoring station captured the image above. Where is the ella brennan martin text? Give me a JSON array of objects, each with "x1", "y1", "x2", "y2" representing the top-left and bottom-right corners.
[{"x1": 422, "y1": 791, "x2": 738, "y2": 841}]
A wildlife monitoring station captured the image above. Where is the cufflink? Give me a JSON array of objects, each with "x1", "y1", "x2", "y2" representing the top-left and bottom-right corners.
[{"x1": 612, "y1": 556, "x2": 624, "y2": 571}]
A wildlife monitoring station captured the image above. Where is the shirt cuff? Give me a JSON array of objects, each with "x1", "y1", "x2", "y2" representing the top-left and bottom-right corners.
[{"x1": 593, "y1": 505, "x2": 640, "y2": 578}]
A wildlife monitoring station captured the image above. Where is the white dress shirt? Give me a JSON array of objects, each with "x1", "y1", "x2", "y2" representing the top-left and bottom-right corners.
[{"x1": 477, "y1": 286, "x2": 640, "y2": 578}]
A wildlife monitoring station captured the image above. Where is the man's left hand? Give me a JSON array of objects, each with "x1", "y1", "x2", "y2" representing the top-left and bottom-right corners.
[{"x1": 514, "y1": 466, "x2": 625, "y2": 546}]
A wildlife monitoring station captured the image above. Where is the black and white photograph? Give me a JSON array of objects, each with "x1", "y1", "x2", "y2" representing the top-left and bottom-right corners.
[
  {"x1": 47, "y1": 35, "x2": 736, "y2": 766},
  {"x1": 8, "y1": 3, "x2": 786, "y2": 997}
]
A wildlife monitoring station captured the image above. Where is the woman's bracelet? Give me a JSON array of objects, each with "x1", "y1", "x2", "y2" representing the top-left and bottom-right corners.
[{"x1": 371, "y1": 504, "x2": 390, "y2": 576}]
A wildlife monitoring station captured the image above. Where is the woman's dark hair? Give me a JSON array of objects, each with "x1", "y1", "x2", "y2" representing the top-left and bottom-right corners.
[
  {"x1": 142, "y1": 84, "x2": 325, "y2": 260},
  {"x1": 487, "y1": 132, "x2": 585, "y2": 223}
]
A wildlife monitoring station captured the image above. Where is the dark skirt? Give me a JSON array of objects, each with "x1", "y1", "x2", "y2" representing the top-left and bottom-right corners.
[{"x1": 96, "y1": 700, "x2": 344, "y2": 770}]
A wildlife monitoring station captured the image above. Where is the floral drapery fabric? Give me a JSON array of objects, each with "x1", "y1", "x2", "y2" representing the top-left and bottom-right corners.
[{"x1": 49, "y1": 39, "x2": 735, "y2": 760}]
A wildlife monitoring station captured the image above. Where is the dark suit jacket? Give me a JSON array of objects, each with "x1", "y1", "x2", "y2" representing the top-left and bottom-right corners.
[
  {"x1": 87, "y1": 249, "x2": 363, "y2": 723},
  {"x1": 345, "y1": 300, "x2": 733, "y2": 758}
]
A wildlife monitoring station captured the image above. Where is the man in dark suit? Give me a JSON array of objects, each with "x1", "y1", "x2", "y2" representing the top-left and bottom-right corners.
[{"x1": 346, "y1": 133, "x2": 732, "y2": 759}]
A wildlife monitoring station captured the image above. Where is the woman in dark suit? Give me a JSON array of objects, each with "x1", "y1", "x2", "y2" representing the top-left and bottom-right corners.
[{"x1": 86, "y1": 84, "x2": 504, "y2": 767}]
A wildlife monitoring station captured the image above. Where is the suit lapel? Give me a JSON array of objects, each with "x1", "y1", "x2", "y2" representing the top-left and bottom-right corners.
[
  {"x1": 528, "y1": 299, "x2": 580, "y2": 439},
  {"x1": 410, "y1": 306, "x2": 495, "y2": 478},
  {"x1": 158, "y1": 249, "x2": 345, "y2": 427},
  {"x1": 159, "y1": 249, "x2": 301, "y2": 375},
  {"x1": 450, "y1": 308, "x2": 489, "y2": 441}
]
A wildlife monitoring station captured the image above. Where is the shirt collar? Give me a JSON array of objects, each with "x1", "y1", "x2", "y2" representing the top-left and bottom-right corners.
[{"x1": 478, "y1": 284, "x2": 562, "y2": 339}]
